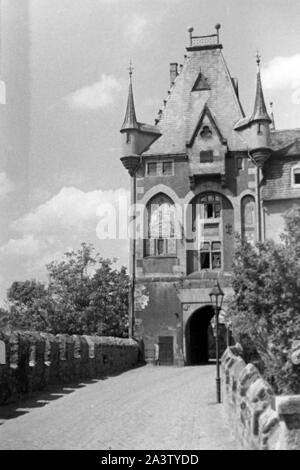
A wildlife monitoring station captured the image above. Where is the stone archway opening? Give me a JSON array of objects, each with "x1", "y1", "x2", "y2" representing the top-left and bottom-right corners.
[{"x1": 185, "y1": 305, "x2": 215, "y2": 365}]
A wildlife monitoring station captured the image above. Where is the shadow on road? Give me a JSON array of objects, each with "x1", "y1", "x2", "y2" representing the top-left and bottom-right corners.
[{"x1": 0, "y1": 364, "x2": 145, "y2": 425}]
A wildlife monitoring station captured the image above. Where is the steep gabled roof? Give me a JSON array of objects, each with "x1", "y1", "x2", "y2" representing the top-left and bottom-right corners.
[
  {"x1": 143, "y1": 46, "x2": 245, "y2": 155},
  {"x1": 271, "y1": 129, "x2": 300, "y2": 151}
]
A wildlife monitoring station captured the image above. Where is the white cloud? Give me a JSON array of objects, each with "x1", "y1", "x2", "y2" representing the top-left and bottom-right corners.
[
  {"x1": 262, "y1": 55, "x2": 300, "y2": 91},
  {"x1": 0, "y1": 235, "x2": 45, "y2": 258},
  {"x1": 65, "y1": 74, "x2": 122, "y2": 110},
  {"x1": 11, "y1": 186, "x2": 129, "y2": 237},
  {"x1": 125, "y1": 14, "x2": 148, "y2": 45},
  {"x1": 0, "y1": 172, "x2": 13, "y2": 199},
  {"x1": 0, "y1": 187, "x2": 130, "y2": 297}
]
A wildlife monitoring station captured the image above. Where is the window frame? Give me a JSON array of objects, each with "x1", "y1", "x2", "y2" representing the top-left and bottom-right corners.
[
  {"x1": 237, "y1": 157, "x2": 244, "y2": 171},
  {"x1": 200, "y1": 150, "x2": 214, "y2": 163},
  {"x1": 200, "y1": 240, "x2": 222, "y2": 270},
  {"x1": 291, "y1": 165, "x2": 300, "y2": 188},
  {"x1": 146, "y1": 161, "x2": 174, "y2": 177},
  {"x1": 144, "y1": 193, "x2": 177, "y2": 258},
  {"x1": 146, "y1": 162, "x2": 158, "y2": 177},
  {"x1": 189, "y1": 192, "x2": 223, "y2": 272},
  {"x1": 162, "y1": 161, "x2": 174, "y2": 176}
]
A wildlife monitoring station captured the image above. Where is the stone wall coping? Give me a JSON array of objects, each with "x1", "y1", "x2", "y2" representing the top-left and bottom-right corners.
[
  {"x1": 247, "y1": 377, "x2": 273, "y2": 405},
  {"x1": 276, "y1": 396, "x2": 300, "y2": 415},
  {"x1": 221, "y1": 345, "x2": 300, "y2": 450},
  {"x1": 0, "y1": 330, "x2": 139, "y2": 406}
]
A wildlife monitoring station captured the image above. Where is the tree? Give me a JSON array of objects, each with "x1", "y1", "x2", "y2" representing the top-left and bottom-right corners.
[
  {"x1": 7, "y1": 280, "x2": 54, "y2": 332},
  {"x1": 228, "y1": 206, "x2": 300, "y2": 394},
  {"x1": 5, "y1": 243, "x2": 129, "y2": 337},
  {"x1": 0, "y1": 307, "x2": 10, "y2": 331}
]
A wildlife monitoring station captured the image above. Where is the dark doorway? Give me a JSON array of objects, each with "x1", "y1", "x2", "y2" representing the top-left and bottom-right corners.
[
  {"x1": 158, "y1": 336, "x2": 174, "y2": 365},
  {"x1": 186, "y1": 306, "x2": 215, "y2": 364}
]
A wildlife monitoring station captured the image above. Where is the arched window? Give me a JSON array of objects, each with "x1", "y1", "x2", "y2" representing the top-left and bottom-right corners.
[
  {"x1": 241, "y1": 195, "x2": 256, "y2": 244},
  {"x1": 187, "y1": 192, "x2": 222, "y2": 272},
  {"x1": 144, "y1": 193, "x2": 176, "y2": 257},
  {"x1": 191, "y1": 192, "x2": 221, "y2": 231}
]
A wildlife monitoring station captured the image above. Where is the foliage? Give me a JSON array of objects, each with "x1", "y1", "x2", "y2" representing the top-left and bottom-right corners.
[
  {"x1": 228, "y1": 206, "x2": 300, "y2": 394},
  {"x1": 5, "y1": 243, "x2": 129, "y2": 337},
  {"x1": 7, "y1": 279, "x2": 54, "y2": 332},
  {"x1": 0, "y1": 307, "x2": 10, "y2": 331}
]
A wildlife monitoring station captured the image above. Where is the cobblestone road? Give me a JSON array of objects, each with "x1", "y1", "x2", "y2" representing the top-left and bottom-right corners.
[{"x1": 0, "y1": 365, "x2": 236, "y2": 450}]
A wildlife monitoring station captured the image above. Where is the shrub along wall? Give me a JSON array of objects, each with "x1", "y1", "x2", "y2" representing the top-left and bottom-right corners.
[
  {"x1": 0, "y1": 331, "x2": 139, "y2": 405},
  {"x1": 222, "y1": 345, "x2": 300, "y2": 450}
]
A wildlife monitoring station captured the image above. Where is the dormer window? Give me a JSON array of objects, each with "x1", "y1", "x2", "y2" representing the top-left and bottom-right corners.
[
  {"x1": 292, "y1": 165, "x2": 300, "y2": 187},
  {"x1": 200, "y1": 150, "x2": 213, "y2": 163}
]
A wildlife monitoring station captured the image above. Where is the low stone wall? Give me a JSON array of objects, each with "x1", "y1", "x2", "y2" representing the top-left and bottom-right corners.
[
  {"x1": 0, "y1": 331, "x2": 139, "y2": 405},
  {"x1": 221, "y1": 345, "x2": 300, "y2": 450}
]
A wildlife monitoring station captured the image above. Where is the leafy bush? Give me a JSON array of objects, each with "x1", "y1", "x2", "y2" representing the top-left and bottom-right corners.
[
  {"x1": 5, "y1": 243, "x2": 129, "y2": 337},
  {"x1": 228, "y1": 207, "x2": 300, "y2": 394}
]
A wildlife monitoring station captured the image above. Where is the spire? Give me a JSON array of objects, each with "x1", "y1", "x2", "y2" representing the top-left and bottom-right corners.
[
  {"x1": 250, "y1": 51, "x2": 272, "y2": 124},
  {"x1": 120, "y1": 61, "x2": 139, "y2": 131}
]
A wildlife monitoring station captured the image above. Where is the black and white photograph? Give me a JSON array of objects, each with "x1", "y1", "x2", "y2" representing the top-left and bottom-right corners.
[{"x1": 0, "y1": 0, "x2": 299, "y2": 453}]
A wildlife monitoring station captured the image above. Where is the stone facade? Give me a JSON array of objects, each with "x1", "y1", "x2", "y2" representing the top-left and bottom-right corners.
[
  {"x1": 120, "y1": 26, "x2": 300, "y2": 366},
  {"x1": 221, "y1": 345, "x2": 300, "y2": 450},
  {"x1": 0, "y1": 331, "x2": 139, "y2": 405}
]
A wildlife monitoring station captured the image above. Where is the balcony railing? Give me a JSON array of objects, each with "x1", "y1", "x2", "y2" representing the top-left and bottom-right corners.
[{"x1": 188, "y1": 24, "x2": 221, "y2": 48}]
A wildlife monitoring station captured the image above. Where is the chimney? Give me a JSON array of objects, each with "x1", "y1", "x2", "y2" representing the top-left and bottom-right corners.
[{"x1": 170, "y1": 63, "x2": 178, "y2": 87}]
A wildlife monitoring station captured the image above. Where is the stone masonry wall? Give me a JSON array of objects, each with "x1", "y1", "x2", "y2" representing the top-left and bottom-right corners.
[
  {"x1": 0, "y1": 331, "x2": 139, "y2": 405},
  {"x1": 221, "y1": 345, "x2": 300, "y2": 450}
]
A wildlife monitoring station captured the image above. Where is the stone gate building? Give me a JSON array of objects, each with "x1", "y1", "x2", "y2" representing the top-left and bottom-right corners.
[{"x1": 120, "y1": 25, "x2": 300, "y2": 366}]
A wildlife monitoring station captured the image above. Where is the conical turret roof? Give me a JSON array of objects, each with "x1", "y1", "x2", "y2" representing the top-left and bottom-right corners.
[
  {"x1": 120, "y1": 66, "x2": 139, "y2": 131},
  {"x1": 250, "y1": 54, "x2": 272, "y2": 124}
]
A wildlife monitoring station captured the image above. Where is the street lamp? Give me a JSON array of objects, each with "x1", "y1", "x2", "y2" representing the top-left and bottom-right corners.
[{"x1": 209, "y1": 281, "x2": 225, "y2": 404}]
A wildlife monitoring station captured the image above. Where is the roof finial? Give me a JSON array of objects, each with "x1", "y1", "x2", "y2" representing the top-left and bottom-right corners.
[
  {"x1": 215, "y1": 23, "x2": 221, "y2": 44},
  {"x1": 128, "y1": 60, "x2": 134, "y2": 80},
  {"x1": 256, "y1": 50, "x2": 261, "y2": 70}
]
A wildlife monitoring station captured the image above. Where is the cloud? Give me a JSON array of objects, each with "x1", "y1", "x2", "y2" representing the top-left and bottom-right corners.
[
  {"x1": 0, "y1": 172, "x2": 14, "y2": 199},
  {"x1": 262, "y1": 55, "x2": 300, "y2": 91},
  {"x1": 65, "y1": 74, "x2": 122, "y2": 110},
  {"x1": 0, "y1": 187, "x2": 130, "y2": 299},
  {"x1": 0, "y1": 235, "x2": 45, "y2": 258},
  {"x1": 11, "y1": 186, "x2": 129, "y2": 237},
  {"x1": 124, "y1": 14, "x2": 148, "y2": 45}
]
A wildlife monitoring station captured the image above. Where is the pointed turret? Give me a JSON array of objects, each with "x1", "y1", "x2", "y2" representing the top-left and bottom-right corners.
[
  {"x1": 120, "y1": 63, "x2": 161, "y2": 176},
  {"x1": 249, "y1": 53, "x2": 272, "y2": 125},
  {"x1": 247, "y1": 52, "x2": 272, "y2": 167},
  {"x1": 234, "y1": 52, "x2": 272, "y2": 167},
  {"x1": 121, "y1": 63, "x2": 139, "y2": 131}
]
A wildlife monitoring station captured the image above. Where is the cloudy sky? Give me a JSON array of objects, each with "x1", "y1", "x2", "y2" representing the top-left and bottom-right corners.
[{"x1": 0, "y1": 0, "x2": 300, "y2": 304}]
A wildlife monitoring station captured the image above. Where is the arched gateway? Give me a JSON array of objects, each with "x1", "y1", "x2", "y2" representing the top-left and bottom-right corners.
[{"x1": 185, "y1": 305, "x2": 227, "y2": 365}]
